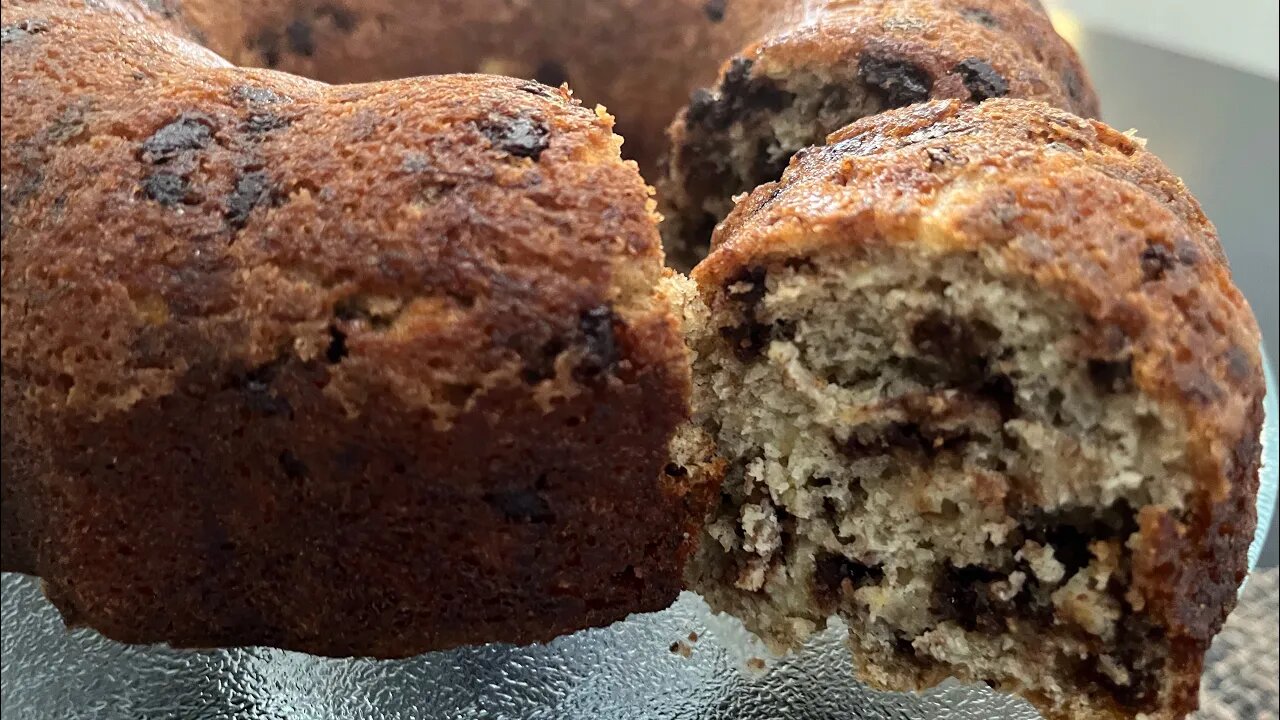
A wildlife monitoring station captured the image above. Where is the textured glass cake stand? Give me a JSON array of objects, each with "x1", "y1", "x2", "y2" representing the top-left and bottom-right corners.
[{"x1": 2, "y1": 353, "x2": 1276, "y2": 720}]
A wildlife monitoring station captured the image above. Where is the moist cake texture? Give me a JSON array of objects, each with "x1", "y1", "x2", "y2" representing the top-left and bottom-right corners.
[{"x1": 674, "y1": 99, "x2": 1264, "y2": 720}]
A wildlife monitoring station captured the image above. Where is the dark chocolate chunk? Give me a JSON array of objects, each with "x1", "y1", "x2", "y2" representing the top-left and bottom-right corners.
[
  {"x1": 278, "y1": 450, "x2": 309, "y2": 480},
  {"x1": 931, "y1": 563, "x2": 1010, "y2": 633},
  {"x1": 749, "y1": 137, "x2": 790, "y2": 186},
  {"x1": 910, "y1": 311, "x2": 1001, "y2": 386},
  {"x1": 686, "y1": 59, "x2": 795, "y2": 134},
  {"x1": 858, "y1": 54, "x2": 933, "y2": 108},
  {"x1": 926, "y1": 146, "x2": 962, "y2": 171},
  {"x1": 484, "y1": 488, "x2": 555, "y2": 523},
  {"x1": 1087, "y1": 358, "x2": 1134, "y2": 394},
  {"x1": 979, "y1": 373, "x2": 1020, "y2": 422},
  {"x1": 685, "y1": 88, "x2": 722, "y2": 128},
  {"x1": 252, "y1": 30, "x2": 283, "y2": 68},
  {"x1": 704, "y1": 0, "x2": 727, "y2": 22},
  {"x1": 2, "y1": 18, "x2": 51, "y2": 45},
  {"x1": 142, "y1": 172, "x2": 190, "y2": 206},
  {"x1": 575, "y1": 305, "x2": 619, "y2": 380},
  {"x1": 952, "y1": 58, "x2": 1009, "y2": 102},
  {"x1": 1225, "y1": 345, "x2": 1253, "y2": 382},
  {"x1": 534, "y1": 60, "x2": 569, "y2": 88},
  {"x1": 318, "y1": 3, "x2": 358, "y2": 32},
  {"x1": 285, "y1": 19, "x2": 315, "y2": 56},
  {"x1": 1076, "y1": 613, "x2": 1165, "y2": 710},
  {"x1": 1139, "y1": 243, "x2": 1176, "y2": 281},
  {"x1": 664, "y1": 463, "x2": 690, "y2": 478},
  {"x1": 46, "y1": 99, "x2": 93, "y2": 145},
  {"x1": 814, "y1": 554, "x2": 884, "y2": 602},
  {"x1": 232, "y1": 85, "x2": 288, "y2": 105},
  {"x1": 517, "y1": 82, "x2": 555, "y2": 98},
  {"x1": 225, "y1": 171, "x2": 272, "y2": 229},
  {"x1": 1019, "y1": 500, "x2": 1137, "y2": 578},
  {"x1": 842, "y1": 421, "x2": 975, "y2": 460},
  {"x1": 141, "y1": 114, "x2": 215, "y2": 162},
  {"x1": 960, "y1": 8, "x2": 1000, "y2": 27},
  {"x1": 722, "y1": 58, "x2": 794, "y2": 114},
  {"x1": 720, "y1": 266, "x2": 777, "y2": 362},
  {"x1": 1062, "y1": 66, "x2": 1086, "y2": 105},
  {"x1": 480, "y1": 116, "x2": 551, "y2": 160},
  {"x1": 325, "y1": 326, "x2": 349, "y2": 364},
  {"x1": 241, "y1": 112, "x2": 291, "y2": 135}
]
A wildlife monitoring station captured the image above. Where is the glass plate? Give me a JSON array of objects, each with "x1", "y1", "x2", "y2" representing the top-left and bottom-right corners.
[{"x1": 3, "y1": 350, "x2": 1276, "y2": 720}]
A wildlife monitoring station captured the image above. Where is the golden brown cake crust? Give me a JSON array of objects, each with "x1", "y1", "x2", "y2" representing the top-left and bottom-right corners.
[
  {"x1": 696, "y1": 98, "x2": 1264, "y2": 719},
  {"x1": 659, "y1": 0, "x2": 1099, "y2": 268},
  {"x1": 1, "y1": 0, "x2": 711, "y2": 657}
]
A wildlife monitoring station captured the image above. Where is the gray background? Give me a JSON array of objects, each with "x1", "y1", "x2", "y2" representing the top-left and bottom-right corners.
[{"x1": 1075, "y1": 30, "x2": 1279, "y2": 566}]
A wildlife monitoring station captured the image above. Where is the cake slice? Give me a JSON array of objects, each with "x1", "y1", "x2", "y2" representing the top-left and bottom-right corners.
[{"x1": 672, "y1": 99, "x2": 1264, "y2": 720}]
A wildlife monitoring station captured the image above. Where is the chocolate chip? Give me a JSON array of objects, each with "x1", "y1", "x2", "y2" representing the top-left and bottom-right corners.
[
  {"x1": 2, "y1": 18, "x2": 51, "y2": 45},
  {"x1": 517, "y1": 82, "x2": 555, "y2": 98},
  {"x1": 722, "y1": 58, "x2": 793, "y2": 114},
  {"x1": 1020, "y1": 500, "x2": 1136, "y2": 577},
  {"x1": 241, "y1": 112, "x2": 291, "y2": 134},
  {"x1": 720, "y1": 266, "x2": 777, "y2": 362},
  {"x1": 814, "y1": 554, "x2": 884, "y2": 607},
  {"x1": 479, "y1": 116, "x2": 550, "y2": 160},
  {"x1": 910, "y1": 312, "x2": 1001, "y2": 386},
  {"x1": 926, "y1": 146, "x2": 963, "y2": 171},
  {"x1": 141, "y1": 114, "x2": 215, "y2": 162},
  {"x1": 46, "y1": 100, "x2": 93, "y2": 145},
  {"x1": 232, "y1": 85, "x2": 288, "y2": 105},
  {"x1": 979, "y1": 373, "x2": 1020, "y2": 422},
  {"x1": 318, "y1": 3, "x2": 357, "y2": 32},
  {"x1": 664, "y1": 463, "x2": 689, "y2": 478},
  {"x1": 952, "y1": 58, "x2": 1008, "y2": 102},
  {"x1": 325, "y1": 326, "x2": 349, "y2": 363},
  {"x1": 1139, "y1": 243, "x2": 1177, "y2": 281},
  {"x1": 534, "y1": 60, "x2": 568, "y2": 88},
  {"x1": 1087, "y1": 358, "x2": 1134, "y2": 394},
  {"x1": 932, "y1": 563, "x2": 1010, "y2": 633},
  {"x1": 243, "y1": 375, "x2": 293, "y2": 417},
  {"x1": 686, "y1": 58, "x2": 795, "y2": 135},
  {"x1": 1062, "y1": 66, "x2": 1086, "y2": 105},
  {"x1": 1173, "y1": 237, "x2": 1201, "y2": 266},
  {"x1": 252, "y1": 30, "x2": 283, "y2": 68},
  {"x1": 685, "y1": 88, "x2": 722, "y2": 127},
  {"x1": 960, "y1": 8, "x2": 1000, "y2": 27},
  {"x1": 484, "y1": 488, "x2": 555, "y2": 523},
  {"x1": 225, "y1": 171, "x2": 272, "y2": 229},
  {"x1": 842, "y1": 421, "x2": 975, "y2": 460},
  {"x1": 858, "y1": 54, "x2": 933, "y2": 108},
  {"x1": 1225, "y1": 346, "x2": 1253, "y2": 382},
  {"x1": 285, "y1": 19, "x2": 315, "y2": 56},
  {"x1": 142, "y1": 172, "x2": 190, "y2": 206},
  {"x1": 575, "y1": 305, "x2": 618, "y2": 380},
  {"x1": 278, "y1": 450, "x2": 309, "y2": 479},
  {"x1": 704, "y1": 0, "x2": 727, "y2": 22}
]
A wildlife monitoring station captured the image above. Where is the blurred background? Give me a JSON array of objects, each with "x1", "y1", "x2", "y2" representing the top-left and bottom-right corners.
[{"x1": 1045, "y1": 0, "x2": 1279, "y2": 567}]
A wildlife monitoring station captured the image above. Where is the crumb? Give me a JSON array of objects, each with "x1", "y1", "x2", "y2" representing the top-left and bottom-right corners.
[
  {"x1": 669, "y1": 640, "x2": 693, "y2": 658},
  {"x1": 687, "y1": 631, "x2": 699, "y2": 642},
  {"x1": 746, "y1": 657, "x2": 766, "y2": 671}
]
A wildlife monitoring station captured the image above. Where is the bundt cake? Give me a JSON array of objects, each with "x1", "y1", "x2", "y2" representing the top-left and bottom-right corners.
[
  {"x1": 672, "y1": 99, "x2": 1264, "y2": 720},
  {"x1": 4, "y1": 2, "x2": 1264, "y2": 718},
  {"x1": 1, "y1": 0, "x2": 716, "y2": 657},
  {"x1": 54, "y1": 0, "x2": 1096, "y2": 269}
]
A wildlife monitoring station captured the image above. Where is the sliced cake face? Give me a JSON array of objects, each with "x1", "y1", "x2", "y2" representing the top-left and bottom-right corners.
[{"x1": 678, "y1": 100, "x2": 1264, "y2": 720}]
